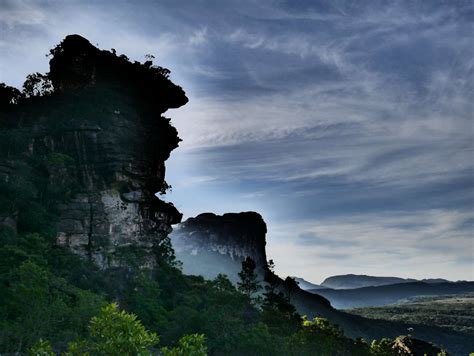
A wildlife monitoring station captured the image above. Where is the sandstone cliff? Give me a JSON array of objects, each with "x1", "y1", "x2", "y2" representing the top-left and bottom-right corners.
[
  {"x1": 171, "y1": 212, "x2": 267, "y2": 282},
  {"x1": 0, "y1": 35, "x2": 187, "y2": 268}
]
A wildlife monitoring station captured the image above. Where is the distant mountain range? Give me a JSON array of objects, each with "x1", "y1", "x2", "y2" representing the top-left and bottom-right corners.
[
  {"x1": 291, "y1": 274, "x2": 472, "y2": 309},
  {"x1": 319, "y1": 274, "x2": 450, "y2": 289},
  {"x1": 309, "y1": 281, "x2": 474, "y2": 309},
  {"x1": 293, "y1": 274, "x2": 452, "y2": 291}
]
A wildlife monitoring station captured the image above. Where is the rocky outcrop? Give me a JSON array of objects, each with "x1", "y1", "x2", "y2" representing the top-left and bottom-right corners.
[
  {"x1": 392, "y1": 336, "x2": 447, "y2": 356},
  {"x1": 170, "y1": 211, "x2": 335, "y2": 309},
  {"x1": 0, "y1": 35, "x2": 187, "y2": 268},
  {"x1": 171, "y1": 212, "x2": 267, "y2": 282}
]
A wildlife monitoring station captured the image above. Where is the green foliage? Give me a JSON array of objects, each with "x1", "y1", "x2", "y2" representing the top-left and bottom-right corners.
[
  {"x1": 286, "y1": 316, "x2": 370, "y2": 355},
  {"x1": 0, "y1": 224, "x2": 450, "y2": 355},
  {"x1": 161, "y1": 334, "x2": 207, "y2": 356},
  {"x1": 370, "y1": 338, "x2": 397, "y2": 355},
  {"x1": 87, "y1": 303, "x2": 160, "y2": 355},
  {"x1": 28, "y1": 338, "x2": 54, "y2": 356},
  {"x1": 153, "y1": 235, "x2": 180, "y2": 267},
  {"x1": 0, "y1": 259, "x2": 104, "y2": 353},
  {"x1": 28, "y1": 305, "x2": 209, "y2": 356}
]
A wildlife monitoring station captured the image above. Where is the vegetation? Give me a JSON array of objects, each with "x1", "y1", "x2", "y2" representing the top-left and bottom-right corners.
[
  {"x1": 348, "y1": 294, "x2": 474, "y2": 336},
  {"x1": 0, "y1": 217, "x2": 431, "y2": 355},
  {"x1": 28, "y1": 303, "x2": 207, "y2": 356},
  {"x1": 22, "y1": 72, "x2": 54, "y2": 98},
  {"x1": 237, "y1": 256, "x2": 261, "y2": 300}
]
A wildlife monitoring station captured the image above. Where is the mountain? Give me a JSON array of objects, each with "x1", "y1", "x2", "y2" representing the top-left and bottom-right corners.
[
  {"x1": 310, "y1": 281, "x2": 474, "y2": 309},
  {"x1": 422, "y1": 278, "x2": 451, "y2": 284},
  {"x1": 292, "y1": 277, "x2": 325, "y2": 290},
  {"x1": 320, "y1": 274, "x2": 450, "y2": 289},
  {"x1": 321, "y1": 274, "x2": 417, "y2": 289}
]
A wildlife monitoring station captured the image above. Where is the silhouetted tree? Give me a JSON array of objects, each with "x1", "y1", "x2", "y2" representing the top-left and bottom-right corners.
[
  {"x1": 262, "y1": 261, "x2": 301, "y2": 335},
  {"x1": 285, "y1": 276, "x2": 299, "y2": 303},
  {"x1": 0, "y1": 83, "x2": 23, "y2": 107},
  {"x1": 22, "y1": 73, "x2": 54, "y2": 97},
  {"x1": 237, "y1": 256, "x2": 261, "y2": 299}
]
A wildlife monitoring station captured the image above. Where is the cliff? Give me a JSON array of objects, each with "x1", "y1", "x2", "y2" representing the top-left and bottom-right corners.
[
  {"x1": 0, "y1": 35, "x2": 187, "y2": 268},
  {"x1": 171, "y1": 212, "x2": 267, "y2": 282}
]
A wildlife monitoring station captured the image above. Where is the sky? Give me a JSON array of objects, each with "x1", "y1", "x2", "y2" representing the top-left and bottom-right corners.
[{"x1": 1, "y1": 0, "x2": 473, "y2": 283}]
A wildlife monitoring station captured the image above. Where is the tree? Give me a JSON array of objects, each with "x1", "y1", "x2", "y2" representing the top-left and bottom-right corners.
[
  {"x1": 22, "y1": 73, "x2": 54, "y2": 98},
  {"x1": 1, "y1": 260, "x2": 104, "y2": 353},
  {"x1": 286, "y1": 316, "x2": 358, "y2": 355},
  {"x1": 261, "y1": 259, "x2": 302, "y2": 335},
  {"x1": 284, "y1": 276, "x2": 299, "y2": 303},
  {"x1": 28, "y1": 303, "x2": 209, "y2": 356},
  {"x1": 161, "y1": 334, "x2": 207, "y2": 356},
  {"x1": 237, "y1": 257, "x2": 261, "y2": 299},
  {"x1": 87, "y1": 303, "x2": 159, "y2": 355},
  {"x1": 153, "y1": 235, "x2": 180, "y2": 267},
  {"x1": 28, "y1": 339, "x2": 54, "y2": 356},
  {"x1": 261, "y1": 284, "x2": 301, "y2": 335},
  {"x1": 370, "y1": 338, "x2": 396, "y2": 355},
  {"x1": 0, "y1": 83, "x2": 23, "y2": 107}
]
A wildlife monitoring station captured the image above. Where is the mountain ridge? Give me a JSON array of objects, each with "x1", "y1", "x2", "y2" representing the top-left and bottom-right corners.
[
  {"x1": 310, "y1": 281, "x2": 474, "y2": 309},
  {"x1": 321, "y1": 274, "x2": 450, "y2": 289}
]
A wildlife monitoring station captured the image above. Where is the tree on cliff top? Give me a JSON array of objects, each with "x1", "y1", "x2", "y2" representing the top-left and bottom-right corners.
[
  {"x1": 0, "y1": 83, "x2": 23, "y2": 107},
  {"x1": 22, "y1": 73, "x2": 54, "y2": 98}
]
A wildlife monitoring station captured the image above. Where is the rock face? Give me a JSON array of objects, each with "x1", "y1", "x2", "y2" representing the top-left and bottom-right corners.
[
  {"x1": 0, "y1": 35, "x2": 187, "y2": 268},
  {"x1": 171, "y1": 212, "x2": 267, "y2": 282}
]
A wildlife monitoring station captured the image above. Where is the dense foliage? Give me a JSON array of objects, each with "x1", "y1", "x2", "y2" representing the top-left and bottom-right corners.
[
  {"x1": 0, "y1": 222, "x2": 450, "y2": 355},
  {"x1": 28, "y1": 303, "x2": 207, "y2": 356}
]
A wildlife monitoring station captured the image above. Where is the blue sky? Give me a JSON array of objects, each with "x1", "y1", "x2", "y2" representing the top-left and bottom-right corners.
[{"x1": 1, "y1": 0, "x2": 473, "y2": 282}]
